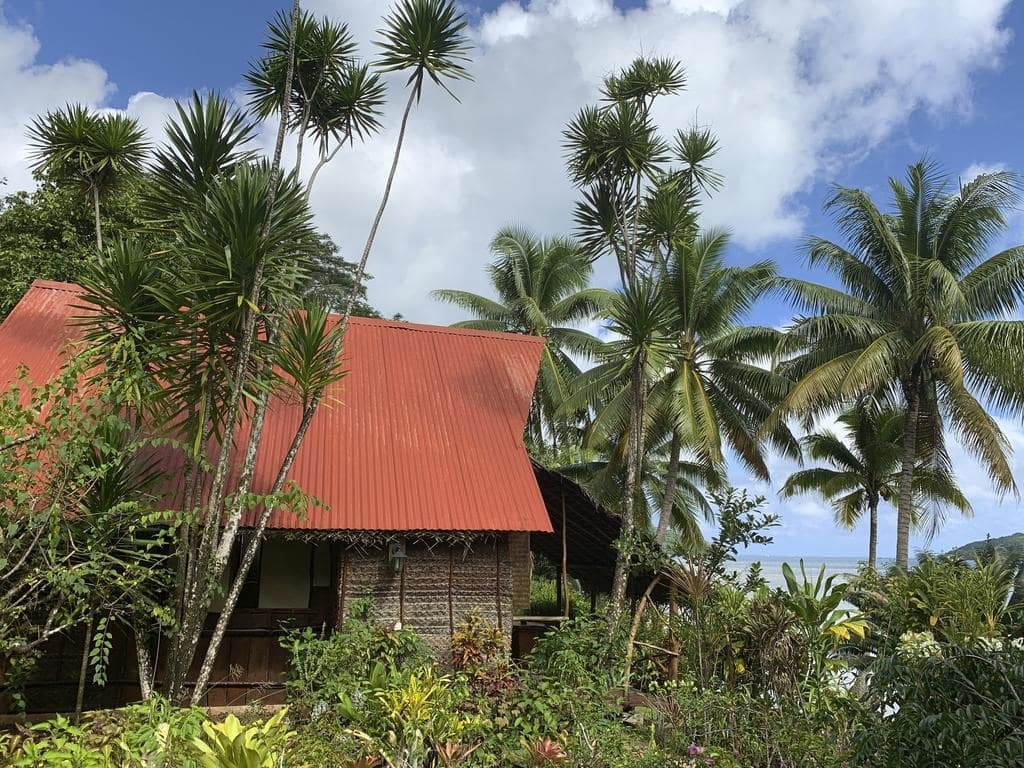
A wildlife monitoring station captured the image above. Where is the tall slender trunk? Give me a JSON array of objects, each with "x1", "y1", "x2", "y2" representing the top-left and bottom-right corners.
[
  {"x1": 92, "y1": 187, "x2": 102, "y2": 252},
  {"x1": 345, "y1": 85, "x2": 417, "y2": 323},
  {"x1": 134, "y1": 628, "x2": 154, "y2": 701},
  {"x1": 867, "y1": 494, "x2": 879, "y2": 570},
  {"x1": 895, "y1": 383, "x2": 920, "y2": 569},
  {"x1": 165, "y1": 0, "x2": 301, "y2": 704},
  {"x1": 610, "y1": 362, "x2": 645, "y2": 620},
  {"x1": 190, "y1": 404, "x2": 318, "y2": 704},
  {"x1": 74, "y1": 616, "x2": 93, "y2": 722},
  {"x1": 656, "y1": 431, "x2": 682, "y2": 543},
  {"x1": 305, "y1": 141, "x2": 343, "y2": 200}
]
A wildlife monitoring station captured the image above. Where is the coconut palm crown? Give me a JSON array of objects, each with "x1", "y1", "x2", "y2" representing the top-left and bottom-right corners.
[
  {"x1": 433, "y1": 225, "x2": 611, "y2": 448},
  {"x1": 780, "y1": 404, "x2": 971, "y2": 568},
  {"x1": 773, "y1": 161, "x2": 1024, "y2": 568}
]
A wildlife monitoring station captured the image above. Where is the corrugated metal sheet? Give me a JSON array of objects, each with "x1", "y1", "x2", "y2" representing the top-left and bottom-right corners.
[{"x1": 0, "y1": 280, "x2": 553, "y2": 533}]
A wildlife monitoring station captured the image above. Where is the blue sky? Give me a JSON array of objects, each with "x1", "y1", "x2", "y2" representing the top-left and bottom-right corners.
[{"x1": 1, "y1": 0, "x2": 1022, "y2": 560}]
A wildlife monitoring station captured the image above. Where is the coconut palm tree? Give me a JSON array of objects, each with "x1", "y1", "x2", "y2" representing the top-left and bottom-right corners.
[
  {"x1": 655, "y1": 228, "x2": 797, "y2": 541},
  {"x1": 780, "y1": 404, "x2": 971, "y2": 569},
  {"x1": 570, "y1": 229, "x2": 797, "y2": 543},
  {"x1": 27, "y1": 104, "x2": 148, "y2": 251},
  {"x1": 773, "y1": 161, "x2": 1024, "y2": 568},
  {"x1": 350, "y1": 0, "x2": 472, "y2": 319},
  {"x1": 433, "y1": 225, "x2": 611, "y2": 448}
]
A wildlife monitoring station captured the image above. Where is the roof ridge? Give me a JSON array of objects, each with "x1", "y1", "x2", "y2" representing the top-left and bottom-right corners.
[
  {"x1": 348, "y1": 316, "x2": 544, "y2": 344},
  {"x1": 29, "y1": 281, "x2": 543, "y2": 346}
]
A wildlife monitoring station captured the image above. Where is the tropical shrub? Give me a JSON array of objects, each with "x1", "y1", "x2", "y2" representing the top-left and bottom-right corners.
[
  {"x1": 857, "y1": 639, "x2": 1024, "y2": 767},
  {"x1": 281, "y1": 599, "x2": 430, "y2": 722}
]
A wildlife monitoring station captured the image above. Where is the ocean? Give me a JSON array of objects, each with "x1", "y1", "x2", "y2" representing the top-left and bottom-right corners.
[{"x1": 729, "y1": 555, "x2": 889, "y2": 591}]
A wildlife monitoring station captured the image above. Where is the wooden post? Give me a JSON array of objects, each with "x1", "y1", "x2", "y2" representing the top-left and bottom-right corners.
[
  {"x1": 561, "y1": 488, "x2": 569, "y2": 618},
  {"x1": 335, "y1": 550, "x2": 349, "y2": 631},
  {"x1": 399, "y1": 557, "x2": 406, "y2": 627},
  {"x1": 448, "y1": 549, "x2": 455, "y2": 637},
  {"x1": 495, "y1": 540, "x2": 503, "y2": 632}
]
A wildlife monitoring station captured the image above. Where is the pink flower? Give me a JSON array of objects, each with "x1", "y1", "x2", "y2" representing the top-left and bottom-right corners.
[{"x1": 688, "y1": 744, "x2": 705, "y2": 756}]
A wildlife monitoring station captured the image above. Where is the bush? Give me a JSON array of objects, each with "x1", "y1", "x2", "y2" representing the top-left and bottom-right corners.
[
  {"x1": 281, "y1": 599, "x2": 430, "y2": 722},
  {"x1": 857, "y1": 639, "x2": 1024, "y2": 767}
]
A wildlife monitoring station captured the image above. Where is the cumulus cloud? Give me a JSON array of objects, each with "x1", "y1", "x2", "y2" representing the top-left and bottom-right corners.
[
  {"x1": 291, "y1": 0, "x2": 1012, "y2": 323},
  {"x1": 0, "y1": 14, "x2": 112, "y2": 190}
]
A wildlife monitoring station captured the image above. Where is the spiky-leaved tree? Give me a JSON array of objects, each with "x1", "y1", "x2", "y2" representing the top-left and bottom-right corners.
[
  {"x1": 27, "y1": 105, "x2": 148, "y2": 251},
  {"x1": 353, "y1": 0, "x2": 472, "y2": 321},
  {"x1": 781, "y1": 403, "x2": 971, "y2": 569},
  {"x1": 433, "y1": 225, "x2": 611, "y2": 449},
  {"x1": 245, "y1": 9, "x2": 387, "y2": 195},
  {"x1": 774, "y1": 162, "x2": 1024, "y2": 568}
]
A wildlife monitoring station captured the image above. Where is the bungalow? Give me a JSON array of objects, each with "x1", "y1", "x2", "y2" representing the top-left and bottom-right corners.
[{"x1": 0, "y1": 280, "x2": 622, "y2": 711}]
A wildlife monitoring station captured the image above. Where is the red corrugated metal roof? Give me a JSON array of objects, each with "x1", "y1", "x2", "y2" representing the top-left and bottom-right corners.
[{"x1": 0, "y1": 280, "x2": 553, "y2": 533}]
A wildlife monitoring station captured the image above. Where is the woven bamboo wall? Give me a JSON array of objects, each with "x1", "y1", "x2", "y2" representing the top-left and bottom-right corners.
[{"x1": 338, "y1": 537, "x2": 512, "y2": 651}]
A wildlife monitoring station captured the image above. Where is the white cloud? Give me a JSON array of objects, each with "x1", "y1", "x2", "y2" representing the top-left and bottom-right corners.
[
  {"x1": 962, "y1": 161, "x2": 1009, "y2": 183},
  {"x1": 293, "y1": 0, "x2": 1011, "y2": 323},
  {"x1": 0, "y1": 14, "x2": 112, "y2": 190}
]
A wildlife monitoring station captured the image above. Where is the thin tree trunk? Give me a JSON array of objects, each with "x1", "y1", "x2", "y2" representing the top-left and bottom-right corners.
[
  {"x1": 134, "y1": 629, "x2": 154, "y2": 701},
  {"x1": 344, "y1": 86, "x2": 417, "y2": 324},
  {"x1": 867, "y1": 495, "x2": 879, "y2": 570},
  {"x1": 92, "y1": 187, "x2": 102, "y2": 252},
  {"x1": 895, "y1": 384, "x2": 920, "y2": 569},
  {"x1": 190, "y1": 404, "x2": 317, "y2": 704},
  {"x1": 305, "y1": 140, "x2": 343, "y2": 199},
  {"x1": 656, "y1": 431, "x2": 682, "y2": 543},
  {"x1": 165, "y1": 0, "x2": 301, "y2": 704},
  {"x1": 610, "y1": 362, "x2": 645, "y2": 620},
  {"x1": 623, "y1": 575, "x2": 660, "y2": 693},
  {"x1": 74, "y1": 616, "x2": 93, "y2": 722}
]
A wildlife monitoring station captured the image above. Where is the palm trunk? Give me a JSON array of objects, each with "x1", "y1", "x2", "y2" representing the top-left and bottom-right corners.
[
  {"x1": 305, "y1": 140, "x2": 343, "y2": 200},
  {"x1": 610, "y1": 362, "x2": 645, "y2": 620},
  {"x1": 190, "y1": 404, "x2": 318, "y2": 704},
  {"x1": 656, "y1": 431, "x2": 682, "y2": 543},
  {"x1": 345, "y1": 85, "x2": 417, "y2": 323},
  {"x1": 165, "y1": 0, "x2": 301, "y2": 703},
  {"x1": 896, "y1": 384, "x2": 920, "y2": 569},
  {"x1": 867, "y1": 495, "x2": 879, "y2": 570},
  {"x1": 92, "y1": 187, "x2": 102, "y2": 252},
  {"x1": 623, "y1": 575, "x2": 660, "y2": 693}
]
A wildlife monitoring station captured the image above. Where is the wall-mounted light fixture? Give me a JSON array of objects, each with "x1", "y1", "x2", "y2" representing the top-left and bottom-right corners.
[{"x1": 388, "y1": 538, "x2": 407, "y2": 573}]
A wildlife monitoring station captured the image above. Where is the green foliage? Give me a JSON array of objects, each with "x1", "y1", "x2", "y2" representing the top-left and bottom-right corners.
[
  {"x1": 282, "y1": 603, "x2": 431, "y2": 722},
  {"x1": 857, "y1": 641, "x2": 1024, "y2": 767},
  {"x1": 0, "y1": 363, "x2": 174, "y2": 706},
  {"x1": 7, "y1": 696, "x2": 207, "y2": 767},
  {"x1": 849, "y1": 554, "x2": 1018, "y2": 649},
  {"x1": 0, "y1": 179, "x2": 152, "y2": 317},
  {"x1": 192, "y1": 710, "x2": 295, "y2": 768},
  {"x1": 301, "y1": 233, "x2": 383, "y2": 317}
]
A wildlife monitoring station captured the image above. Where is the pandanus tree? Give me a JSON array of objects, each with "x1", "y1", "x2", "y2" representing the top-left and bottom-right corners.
[
  {"x1": 245, "y1": 9, "x2": 387, "y2": 195},
  {"x1": 773, "y1": 162, "x2": 1024, "y2": 568},
  {"x1": 353, "y1": 0, "x2": 472, "y2": 319},
  {"x1": 78, "y1": 86, "x2": 345, "y2": 702},
  {"x1": 781, "y1": 403, "x2": 971, "y2": 569},
  {"x1": 27, "y1": 105, "x2": 148, "y2": 251},
  {"x1": 562, "y1": 55, "x2": 724, "y2": 616},
  {"x1": 433, "y1": 225, "x2": 611, "y2": 449}
]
